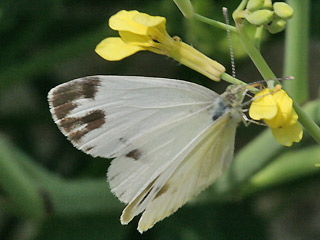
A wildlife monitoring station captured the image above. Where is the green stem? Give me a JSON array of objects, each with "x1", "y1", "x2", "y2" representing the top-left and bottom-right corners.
[
  {"x1": 0, "y1": 136, "x2": 122, "y2": 217},
  {"x1": 254, "y1": 26, "x2": 264, "y2": 50},
  {"x1": 193, "y1": 13, "x2": 237, "y2": 33},
  {"x1": 233, "y1": 0, "x2": 249, "y2": 20},
  {"x1": 221, "y1": 72, "x2": 247, "y2": 85},
  {"x1": 236, "y1": 22, "x2": 276, "y2": 80},
  {"x1": 12, "y1": 145, "x2": 59, "y2": 183},
  {"x1": 245, "y1": 146, "x2": 320, "y2": 195},
  {"x1": 235, "y1": 0, "x2": 249, "y2": 12},
  {"x1": 293, "y1": 102, "x2": 320, "y2": 144},
  {"x1": 0, "y1": 137, "x2": 46, "y2": 218},
  {"x1": 47, "y1": 179, "x2": 122, "y2": 216},
  {"x1": 284, "y1": 0, "x2": 310, "y2": 103}
]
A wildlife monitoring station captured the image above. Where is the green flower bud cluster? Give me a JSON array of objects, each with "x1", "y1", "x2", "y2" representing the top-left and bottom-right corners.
[{"x1": 244, "y1": 0, "x2": 294, "y2": 34}]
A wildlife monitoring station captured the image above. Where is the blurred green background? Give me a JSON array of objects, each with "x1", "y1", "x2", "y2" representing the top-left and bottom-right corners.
[{"x1": 1, "y1": 0, "x2": 320, "y2": 239}]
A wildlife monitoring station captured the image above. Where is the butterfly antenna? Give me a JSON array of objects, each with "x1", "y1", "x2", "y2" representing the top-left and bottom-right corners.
[
  {"x1": 248, "y1": 76, "x2": 294, "y2": 88},
  {"x1": 222, "y1": 7, "x2": 236, "y2": 78}
]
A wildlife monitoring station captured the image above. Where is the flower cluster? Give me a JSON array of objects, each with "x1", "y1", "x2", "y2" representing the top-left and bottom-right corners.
[
  {"x1": 249, "y1": 85, "x2": 303, "y2": 146},
  {"x1": 243, "y1": 0, "x2": 294, "y2": 33},
  {"x1": 95, "y1": 10, "x2": 225, "y2": 81},
  {"x1": 96, "y1": 10, "x2": 303, "y2": 147}
]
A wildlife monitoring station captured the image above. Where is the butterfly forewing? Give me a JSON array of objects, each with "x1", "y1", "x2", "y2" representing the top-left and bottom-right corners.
[
  {"x1": 48, "y1": 75, "x2": 242, "y2": 232},
  {"x1": 49, "y1": 76, "x2": 217, "y2": 154}
]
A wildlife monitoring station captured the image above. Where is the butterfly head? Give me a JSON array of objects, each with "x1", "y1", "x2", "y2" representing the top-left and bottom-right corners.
[{"x1": 223, "y1": 84, "x2": 246, "y2": 107}]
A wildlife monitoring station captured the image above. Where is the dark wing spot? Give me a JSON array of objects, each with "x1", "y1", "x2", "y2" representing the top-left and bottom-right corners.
[
  {"x1": 60, "y1": 110, "x2": 105, "y2": 132},
  {"x1": 53, "y1": 102, "x2": 78, "y2": 120},
  {"x1": 154, "y1": 184, "x2": 169, "y2": 199},
  {"x1": 80, "y1": 76, "x2": 102, "y2": 99},
  {"x1": 50, "y1": 76, "x2": 101, "y2": 107},
  {"x1": 60, "y1": 117, "x2": 81, "y2": 132},
  {"x1": 84, "y1": 146, "x2": 94, "y2": 152},
  {"x1": 61, "y1": 110, "x2": 105, "y2": 143},
  {"x1": 81, "y1": 110, "x2": 105, "y2": 126},
  {"x1": 119, "y1": 191, "x2": 126, "y2": 199},
  {"x1": 126, "y1": 149, "x2": 142, "y2": 161},
  {"x1": 108, "y1": 172, "x2": 120, "y2": 182}
]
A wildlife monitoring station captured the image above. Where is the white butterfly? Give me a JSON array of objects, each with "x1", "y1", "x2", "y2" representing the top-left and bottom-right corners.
[{"x1": 48, "y1": 75, "x2": 245, "y2": 233}]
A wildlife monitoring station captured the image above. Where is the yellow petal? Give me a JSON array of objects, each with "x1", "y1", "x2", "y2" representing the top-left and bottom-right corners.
[
  {"x1": 268, "y1": 107, "x2": 298, "y2": 128},
  {"x1": 273, "y1": 89, "x2": 293, "y2": 113},
  {"x1": 132, "y1": 11, "x2": 166, "y2": 28},
  {"x1": 249, "y1": 89, "x2": 277, "y2": 120},
  {"x1": 95, "y1": 37, "x2": 144, "y2": 61},
  {"x1": 285, "y1": 108, "x2": 299, "y2": 126},
  {"x1": 119, "y1": 31, "x2": 154, "y2": 47},
  {"x1": 109, "y1": 10, "x2": 166, "y2": 36},
  {"x1": 265, "y1": 89, "x2": 294, "y2": 128},
  {"x1": 271, "y1": 122, "x2": 303, "y2": 146}
]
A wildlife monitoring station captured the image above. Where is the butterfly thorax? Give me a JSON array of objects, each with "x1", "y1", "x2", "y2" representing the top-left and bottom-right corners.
[
  {"x1": 219, "y1": 85, "x2": 245, "y2": 122},
  {"x1": 222, "y1": 84, "x2": 244, "y2": 106}
]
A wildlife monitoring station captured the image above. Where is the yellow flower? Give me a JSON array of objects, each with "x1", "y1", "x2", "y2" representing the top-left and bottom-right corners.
[
  {"x1": 249, "y1": 85, "x2": 303, "y2": 146},
  {"x1": 95, "y1": 10, "x2": 225, "y2": 81}
]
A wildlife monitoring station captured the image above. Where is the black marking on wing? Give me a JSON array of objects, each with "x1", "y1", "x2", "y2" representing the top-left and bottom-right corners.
[
  {"x1": 126, "y1": 149, "x2": 142, "y2": 161},
  {"x1": 59, "y1": 110, "x2": 105, "y2": 143},
  {"x1": 84, "y1": 146, "x2": 94, "y2": 152},
  {"x1": 53, "y1": 102, "x2": 78, "y2": 120},
  {"x1": 154, "y1": 184, "x2": 169, "y2": 199},
  {"x1": 108, "y1": 172, "x2": 120, "y2": 182},
  {"x1": 50, "y1": 76, "x2": 101, "y2": 108}
]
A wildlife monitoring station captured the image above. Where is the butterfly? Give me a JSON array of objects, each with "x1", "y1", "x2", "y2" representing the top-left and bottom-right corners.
[{"x1": 48, "y1": 75, "x2": 246, "y2": 233}]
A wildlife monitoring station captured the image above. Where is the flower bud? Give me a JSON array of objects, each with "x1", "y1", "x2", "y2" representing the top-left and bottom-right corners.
[
  {"x1": 247, "y1": 0, "x2": 265, "y2": 12},
  {"x1": 273, "y1": 2, "x2": 293, "y2": 20},
  {"x1": 268, "y1": 17, "x2": 287, "y2": 34},
  {"x1": 263, "y1": 0, "x2": 272, "y2": 10},
  {"x1": 246, "y1": 10, "x2": 274, "y2": 26},
  {"x1": 173, "y1": 0, "x2": 194, "y2": 18}
]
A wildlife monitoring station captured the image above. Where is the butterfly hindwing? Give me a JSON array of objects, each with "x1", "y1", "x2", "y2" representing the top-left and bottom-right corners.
[{"x1": 122, "y1": 112, "x2": 239, "y2": 232}]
